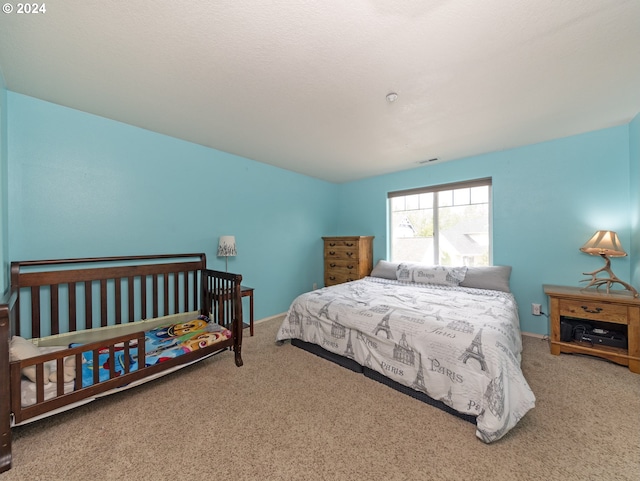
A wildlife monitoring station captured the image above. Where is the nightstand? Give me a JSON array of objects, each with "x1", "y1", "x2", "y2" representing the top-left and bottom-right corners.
[
  {"x1": 544, "y1": 285, "x2": 640, "y2": 373},
  {"x1": 240, "y1": 286, "x2": 254, "y2": 336},
  {"x1": 211, "y1": 285, "x2": 255, "y2": 336}
]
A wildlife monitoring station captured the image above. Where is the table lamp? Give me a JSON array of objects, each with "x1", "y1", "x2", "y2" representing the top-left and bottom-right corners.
[
  {"x1": 217, "y1": 235, "x2": 237, "y2": 272},
  {"x1": 579, "y1": 230, "x2": 638, "y2": 297}
]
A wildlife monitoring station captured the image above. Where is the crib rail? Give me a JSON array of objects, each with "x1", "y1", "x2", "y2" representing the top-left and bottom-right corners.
[
  {"x1": 11, "y1": 254, "x2": 206, "y2": 339},
  {"x1": 202, "y1": 268, "x2": 243, "y2": 367},
  {"x1": 10, "y1": 327, "x2": 236, "y2": 424}
]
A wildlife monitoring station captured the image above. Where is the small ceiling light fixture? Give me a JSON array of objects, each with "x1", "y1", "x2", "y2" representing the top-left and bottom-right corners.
[{"x1": 386, "y1": 92, "x2": 398, "y2": 102}]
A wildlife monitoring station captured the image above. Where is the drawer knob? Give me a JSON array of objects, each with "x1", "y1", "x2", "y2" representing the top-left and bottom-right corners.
[
  {"x1": 329, "y1": 251, "x2": 336, "y2": 255},
  {"x1": 345, "y1": 242, "x2": 354, "y2": 246},
  {"x1": 329, "y1": 243, "x2": 336, "y2": 247},
  {"x1": 347, "y1": 265, "x2": 354, "y2": 269},
  {"x1": 329, "y1": 276, "x2": 336, "y2": 280},
  {"x1": 330, "y1": 263, "x2": 336, "y2": 267},
  {"x1": 346, "y1": 252, "x2": 354, "y2": 257},
  {"x1": 581, "y1": 305, "x2": 603, "y2": 314}
]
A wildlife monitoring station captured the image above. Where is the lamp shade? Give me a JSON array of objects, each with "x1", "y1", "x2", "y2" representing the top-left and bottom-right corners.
[
  {"x1": 580, "y1": 230, "x2": 627, "y2": 257},
  {"x1": 217, "y1": 236, "x2": 237, "y2": 257}
]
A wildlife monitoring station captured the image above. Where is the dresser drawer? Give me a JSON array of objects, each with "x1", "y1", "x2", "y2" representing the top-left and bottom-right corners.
[
  {"x1": 559, "y1": 299, "x2": 628, "y2": 324},
  {"x1": 324, "y1": 239, "x2": 360, "y2": 249},
  {"x1": 324, "y1": 246, "x2": 360, "y2": 260},
  {"x1": 325, "y1": 271, "x2": 359, "y2": 286},
  {"x1": 325, "y1": 259, "x2": 359, "y2": 271}
]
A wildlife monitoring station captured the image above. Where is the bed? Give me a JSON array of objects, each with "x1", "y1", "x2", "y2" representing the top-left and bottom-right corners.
[
  {"x1": 276, "y1": 261, "x2": 536, "y2": 443},
  {"x1": 0, "y1": 253, "x2": 243, "y2": 473}
]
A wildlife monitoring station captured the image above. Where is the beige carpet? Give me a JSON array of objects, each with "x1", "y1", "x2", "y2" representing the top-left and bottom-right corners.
[{"x1": 2, "y1": 316, "x2": 639, "y2": 481}]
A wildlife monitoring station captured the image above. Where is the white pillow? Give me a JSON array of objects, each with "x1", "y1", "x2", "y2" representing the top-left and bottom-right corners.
[
  {"x1": 397, "y1": 263, "x2": 467, "y2": 286},
  {"x1": 9, "y1": 336, "x2": 51, "y2": 384},
  {"x1": 396, "y1": 263, "x2": 414, "y2": 282}
]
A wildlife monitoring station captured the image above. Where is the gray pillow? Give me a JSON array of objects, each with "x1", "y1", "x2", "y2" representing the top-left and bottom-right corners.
[
  {"x1": 370, "y1": 260, "x2": 400, "y2": 280},
  {"x1": 459, "y1": 266, "x2": 512, "y2": 292}
]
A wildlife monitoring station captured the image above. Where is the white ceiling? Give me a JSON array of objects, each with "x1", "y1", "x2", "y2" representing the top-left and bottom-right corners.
[{"x1": 1, "y1": 0, "x2": 639, "y2": 183}]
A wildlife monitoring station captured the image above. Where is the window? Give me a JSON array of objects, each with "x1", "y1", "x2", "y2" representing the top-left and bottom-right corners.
[{"x1": 388, "y1": 178, "x2": 491, "y2": 266}]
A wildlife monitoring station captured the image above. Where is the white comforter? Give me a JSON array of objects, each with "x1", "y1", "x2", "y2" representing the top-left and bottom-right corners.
[{"x1": 276, "y1": 277, "x2": 536, "y2": 442}]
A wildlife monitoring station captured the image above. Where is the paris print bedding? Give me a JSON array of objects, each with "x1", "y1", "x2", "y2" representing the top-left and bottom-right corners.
[{"x1": 276, "y1": 276, "x2": 536, "y2": 443}]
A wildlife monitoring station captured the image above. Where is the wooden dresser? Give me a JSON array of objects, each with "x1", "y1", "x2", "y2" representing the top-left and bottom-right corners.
[{"x1": 323, "y1": 236, "x2": 374, "y2": 287}]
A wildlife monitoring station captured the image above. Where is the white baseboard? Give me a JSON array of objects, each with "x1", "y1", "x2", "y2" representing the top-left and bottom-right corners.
[
  {"x1": 521, "y1": 331, "x2": 547, "y2": 339},
  {"x1": 254, "y1": 312, "x2": 287, "y2": 324}
]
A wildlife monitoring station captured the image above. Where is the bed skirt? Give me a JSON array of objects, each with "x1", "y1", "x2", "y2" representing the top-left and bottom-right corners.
[{"x1": 291, "y1": 338, "x2": 476, "y2": 425}]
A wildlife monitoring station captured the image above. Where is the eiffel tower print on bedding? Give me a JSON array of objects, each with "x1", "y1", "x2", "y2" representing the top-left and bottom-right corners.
[{"x1": 276, "y1": 276, "x2": 536, "y2": 443}]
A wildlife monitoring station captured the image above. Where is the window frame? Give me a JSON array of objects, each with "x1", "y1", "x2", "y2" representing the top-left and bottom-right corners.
[{"x1": 388, "y1": 177, "x2": 493, "y2": 266}]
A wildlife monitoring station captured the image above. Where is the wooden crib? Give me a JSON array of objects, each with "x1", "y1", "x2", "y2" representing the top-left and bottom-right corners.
[{"x1": 0, "y1": 253, "x2": 243, "y2": 472}]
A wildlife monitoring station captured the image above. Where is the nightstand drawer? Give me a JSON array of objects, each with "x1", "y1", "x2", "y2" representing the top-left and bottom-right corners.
[{"x1": 559, "y1": 299, "x2": 628, "y2": 324}]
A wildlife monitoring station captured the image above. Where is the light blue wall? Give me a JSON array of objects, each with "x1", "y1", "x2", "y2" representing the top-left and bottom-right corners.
[
  {"x1": 335, "y1": 126, "x2": 634, "y2": 335},
  {"x1": 7, "y1": 92, "x2": 338, "y2": 319},
  {"x1": 4, "y1": 90, "x2": 637, "y2": 336},
  {"x1": 0, "y1": 68, "x2": 7, "y2": 296},
  {"x1": 630, "y1": 113, "x2": 640, "y2": 289}
]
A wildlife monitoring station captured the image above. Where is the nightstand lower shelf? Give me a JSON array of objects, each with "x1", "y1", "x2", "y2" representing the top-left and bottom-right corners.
[{"x1": 550, "y1": 340, "x2": 636, "y2": 368}]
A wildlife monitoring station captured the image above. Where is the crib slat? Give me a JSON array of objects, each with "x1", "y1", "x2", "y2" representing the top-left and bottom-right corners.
[
  {"x1": 69, "y1": 282, "x2": 77, "y2": 332},
  {"x1": 55, "y1": 358, "x2": 65, "y2": 396},
  {"x1": 172, "y1": 272, "x2": 178, "y2": 315},
  {"x1": 163, "y1": 273, "x2": 169, "y2": 317},
  {"x1": 138, "y1": 336, "x2": 145, "y2": 367},
  {"x1": 35, "y1": 364, "x2": 45, "y2": 404},
  {"x1": 100, "y1": 279, "x2": 107, "y2": 327},
  {"x1": 51, "y1": 285, "x2": 59, "y2": 336},
  {"x1": 74, "y1": 353, "x2": 82, "y2": 391},
  {"x1": 92, "y1": 350, "x2": 99, "y2": 386},
  {"x1": 115, "y1": 277, "x2": 122, "y2": 325},
  {"x1": 182, "y1": 271, "x2": 189, "y2": 313},
  {"x1": 84, "y1": 281, "x2": 92, "y2": 330},
  {"x1": 123, "y1": 342, "x2": 130, "y2": 373},
  {"x1": 108, "y1": 345, "x2": 116, "y2": 378},
  {"x1": 192, "y1": 271, "x2": 198, "y2": 312},
  {"x1": 127, "y1": 276, "x2": 134, "y2": 322},
  {"x1": 30, "y1": 286, "x2": 40, "y2": 339},
  {"x1": 153, "y1": 274, "x2": 159, "y2": 319},
  {"x1": 141, "y1": 276, "x2": 147, "y2": 320}
]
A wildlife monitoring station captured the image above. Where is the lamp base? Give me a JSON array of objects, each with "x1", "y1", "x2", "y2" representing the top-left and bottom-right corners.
[{"x1": 580, "y1": 254, "x2": 638, "y2": 298}]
